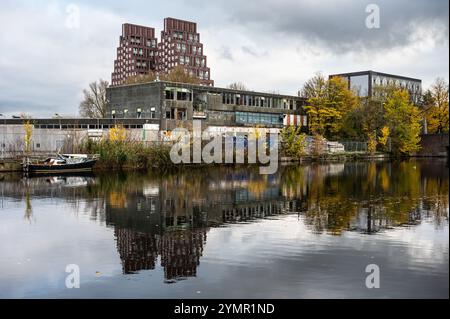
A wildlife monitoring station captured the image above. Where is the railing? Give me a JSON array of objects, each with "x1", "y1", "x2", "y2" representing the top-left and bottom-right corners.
[{"x1": 338, "y1": 141, "x2": 368, "y2": 152}]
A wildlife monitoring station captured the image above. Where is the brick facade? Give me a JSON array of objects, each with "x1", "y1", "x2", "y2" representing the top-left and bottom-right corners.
[{"x1": 111, "y1": 18, "x2": 213, "y2": 87}]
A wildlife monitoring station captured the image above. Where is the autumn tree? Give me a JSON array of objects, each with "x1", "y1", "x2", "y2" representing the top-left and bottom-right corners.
[
  {"x1": 384, "y1": 90, "x2": 422, "y2": 155},
  {"x1": 124, "y1": 72, "x2": 157, "y2": 85},
  {"x1": 280, "y1": 126, "x2": 307, "y2": 158},
  {"x1": 425, "y1": 77, "x2": 449, "y2": 133},
  {"x1": 327, "y1": 76, "x2": 359, "y2": 137},
  {"x1": 301, "y1": 73, "x2": 358, "y2": 139},
  {"x1": 160, "y1": 65, "x2": 200, "y2": 84},
  {"x1": 79, "y1": 79, "x2": 109, "y2": 118},
  {"x1": 301, "y1": 73, "x2": 329, "y2": 137}
]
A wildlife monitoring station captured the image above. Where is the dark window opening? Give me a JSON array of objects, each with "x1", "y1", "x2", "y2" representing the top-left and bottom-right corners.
[
  {"x1": 165, "y1": 90, "x2": 175, "y2": 100},
  {"x1": 176, "y1": 91, "x2": 191, "y2": 101}
]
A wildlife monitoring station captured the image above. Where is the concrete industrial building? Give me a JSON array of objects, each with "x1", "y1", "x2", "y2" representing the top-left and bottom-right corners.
[
  {"x1": 105, "y1": 80, "x2": 308, "y2": 133},
  {"x1": 111, "y1": 18, "x2": 213, "y2": 87}
]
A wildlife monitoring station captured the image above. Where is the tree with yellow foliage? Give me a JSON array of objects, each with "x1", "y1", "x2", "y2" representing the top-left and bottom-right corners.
[
  {"x1": 378, "y1": 126, "x2": 390, "y2": 152},
  {"x1": 280, "y1": 126, "x2": 307, "y2": 158},
  {"x1": 23, "y1": 120, "x2": 33, "y2": 154},
  {"x1": 301, "y1": 73, "x2": 358, "y2": 139},
  {"x1": 384, "y1": 90, "x2": 422, "y2": 155},
  {"x1": 425, "y1": 78, "x2": 449, "y2": 134},
  {"x1": 109, "y1": 125, "x2": 127, "y2": 142}
]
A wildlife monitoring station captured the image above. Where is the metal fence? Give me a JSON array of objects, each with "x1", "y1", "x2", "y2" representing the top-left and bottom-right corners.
[{"x1": 338, "y1": 141, "x2": 368, "y2": 152}]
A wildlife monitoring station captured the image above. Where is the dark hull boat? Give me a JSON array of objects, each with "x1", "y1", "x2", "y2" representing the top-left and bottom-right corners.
[{"x1": 23, "y1": 154, "x2": 98, "y2": 175}]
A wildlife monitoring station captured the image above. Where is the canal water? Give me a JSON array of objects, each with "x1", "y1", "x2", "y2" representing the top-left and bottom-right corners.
[{"x1": 0, "y1": 159, "x2": 448, "y2": 298}]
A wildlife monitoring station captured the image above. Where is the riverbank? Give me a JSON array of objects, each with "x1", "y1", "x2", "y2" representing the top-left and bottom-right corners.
[{"x1": 1, "y1": 140, "x2": 447, "y2": 173}]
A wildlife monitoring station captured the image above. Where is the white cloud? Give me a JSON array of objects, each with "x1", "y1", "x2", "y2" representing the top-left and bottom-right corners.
[{"x1": 0, "y1": 0, "x2": 448, "y2": 117}]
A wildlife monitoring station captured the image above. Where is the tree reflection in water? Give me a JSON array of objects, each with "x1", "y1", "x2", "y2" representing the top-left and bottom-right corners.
[{"x1": 2, "y1": 159, "x2": 447, "y2": 282}]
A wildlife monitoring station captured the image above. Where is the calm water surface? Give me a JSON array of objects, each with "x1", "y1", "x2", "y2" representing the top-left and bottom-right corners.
[{"x1": 0, "y1": 160, "x2": 448, "y2": 298}]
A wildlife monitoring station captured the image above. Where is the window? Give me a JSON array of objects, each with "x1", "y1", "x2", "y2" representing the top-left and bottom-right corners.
[
  {"x1": 177, "y1": 110, "x2": 186, "y2": 120},
  {"x1": 165, "y1": 89, "x2": 175, "y2": 100},
  {"x1": 150, "y1": 107, "x2": 156, "y2": 119},
  {"x1": 177, "y1": 91, "x2": 191, "y2": 101},
  {"x1": 166, "y1": 109, "x2": 175, "y2": 119}
]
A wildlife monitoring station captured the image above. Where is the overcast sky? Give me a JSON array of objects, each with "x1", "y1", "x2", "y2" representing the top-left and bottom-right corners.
[{"x1": 0, "y1": 0, "x2": 448, "y2": 117}]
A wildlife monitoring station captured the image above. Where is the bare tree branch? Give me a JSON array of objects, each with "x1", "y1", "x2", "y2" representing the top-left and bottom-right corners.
[{"x1": 79, "y1": 79, "x2": 109, "y2": 118}]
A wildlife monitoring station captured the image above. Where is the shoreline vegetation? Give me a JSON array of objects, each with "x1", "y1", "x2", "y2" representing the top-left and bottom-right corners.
[
  {"x1": 76, "y1": 125, "x2": 387, "y2": 171},
  {"x1": 80, "y1": 137, "x2": 394, "y2": 172}
]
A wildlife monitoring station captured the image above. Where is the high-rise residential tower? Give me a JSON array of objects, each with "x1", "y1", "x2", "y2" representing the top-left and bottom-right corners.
[
  {"x1": 156, "y1": 18, "x2": 213, "y2": 86},
  {"x1": 111, "y1": 18, "x2": 213, "y2": 86},
  {"x1": 111, "y1": 23, "x2": 158, "y2": 86}
]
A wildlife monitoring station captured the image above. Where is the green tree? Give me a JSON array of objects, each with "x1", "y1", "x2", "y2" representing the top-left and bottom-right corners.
[
  {"x1": 384, "y1": 90, "x2": 422, "y2": 155},
  {"x1": 280, "y1": 126, "x2": 307, "y2": 158}
]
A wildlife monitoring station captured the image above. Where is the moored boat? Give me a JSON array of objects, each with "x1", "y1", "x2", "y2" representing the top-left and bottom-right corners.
[{"x1": 23, "y1": 154, "x2": 99, "y2": 174}]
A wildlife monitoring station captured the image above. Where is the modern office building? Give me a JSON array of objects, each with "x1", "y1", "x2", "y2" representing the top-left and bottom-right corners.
[
  {"x1": 111, "y1": 18, "x2": 213, "y2": 87},
  {"x1": 156, "y1": 18, "x2": 213, "y2": 86},
  {"x1": 106, "y1": 81, "x2": 308, "y2": 133},
  {"x1": 111, "y1": 24, "x2": 158, "y2": 86},
  {"x1": 329, "y1": 70, "x2": 422, "y2": 105}
]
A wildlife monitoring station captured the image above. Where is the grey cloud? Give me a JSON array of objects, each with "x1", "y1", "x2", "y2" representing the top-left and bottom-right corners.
[
  {"x1": 188, "y1": 0, "x2": 449, "y2": 53},
  {"x1": 241, "y1": 46, "x2": 268, "y2": 57},
  {"x1": 218, "y1": 46, "x2": 234, "y2": 60}
]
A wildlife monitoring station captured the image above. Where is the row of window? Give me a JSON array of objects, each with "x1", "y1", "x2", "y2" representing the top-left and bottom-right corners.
[
  {"x1": 34, "y1": 124, "x2": 144, "y2": 129},
  {"x1": 171, "y1": 31, "x2": 199, "y2": 42},
  {"x1": 111, "y1": 108, "x2": 157, "y2": 119},
  {"x1": 179, "y1": 56, "x2": 206, "y2": 67},
  {"x1": 165, "y1": 89, "x2": 192, "y2": 101},
  {"x1": 127, "y1": 37, "x2": 157, "y2": 48},
  {"x1": 235, "y1": 112, "x2": 284, "y2": 125},
  {"x1": 223, "y1": 93, "x2": 299, "y2": 110}
]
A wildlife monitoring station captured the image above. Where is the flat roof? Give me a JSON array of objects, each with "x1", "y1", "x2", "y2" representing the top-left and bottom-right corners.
[
  {"x1": 329, "y1": 70, "x2": 421, "y2": 82},
  {"x1": 0, "y1": 118, "x2": 159, "y2": 125},
  {"x1": 108, "y1": 80, "x2": 305, "y2": 100}
]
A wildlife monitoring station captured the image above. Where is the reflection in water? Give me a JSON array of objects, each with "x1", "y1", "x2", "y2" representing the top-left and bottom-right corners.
[{"x1": 0, "y1": 159, "x2": 448, "y2": 286}]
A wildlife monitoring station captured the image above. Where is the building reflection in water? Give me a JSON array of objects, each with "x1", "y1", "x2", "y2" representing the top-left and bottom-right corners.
[
  {"x1": 102, "y1": 161, "x2": 448, "y2": 281},
  {"x1": 1, "y1": 160, "x2": 447, "y2": 282}
]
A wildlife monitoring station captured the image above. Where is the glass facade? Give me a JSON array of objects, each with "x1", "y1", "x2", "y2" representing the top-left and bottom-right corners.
[
  {"x1": 349, "y1": 75, "x2": 369, "y2": 96},
  {"x1": 335, "y1": 71, "x2": 422, "y2": 105},
  {"x1": 235, "y1": 112, "x2": 283, "y2": 125}
]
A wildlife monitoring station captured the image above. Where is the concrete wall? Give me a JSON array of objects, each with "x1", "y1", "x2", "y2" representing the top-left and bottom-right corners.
[
  {"x1": 0, "y1": 125, "x2": 152, "y2": 157},
  {"x1": 106, "y1": 82, "x2": 163, "y2": 119},
  {"x1": 417, "y1": 133, "x2": 449, "y2": 157}
]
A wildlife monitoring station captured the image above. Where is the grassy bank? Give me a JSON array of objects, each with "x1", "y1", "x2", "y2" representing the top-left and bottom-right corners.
[{"x1": 81, "y1": 139, "x2": 175, "y2": 170}]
